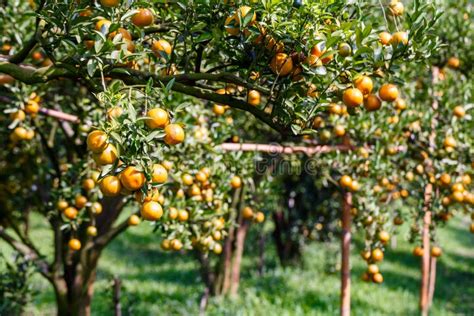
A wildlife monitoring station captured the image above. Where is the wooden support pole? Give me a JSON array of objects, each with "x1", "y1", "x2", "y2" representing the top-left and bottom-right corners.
[
  {"x1": 420, "y1": 183, "x2": 432, "y2": 316},
  {"x1": 341, "y1": 191, "x2": 352, "y2": 316}
]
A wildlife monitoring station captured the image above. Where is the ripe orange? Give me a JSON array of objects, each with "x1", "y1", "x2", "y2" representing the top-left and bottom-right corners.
[
  {"x1": 389, "y1": 1, "x2": 404, "y2": 16},
  {"x1": 171, "y1": 239, "x2": 183, "y2": 251},
  {"x1": 213, "y1": 104, "x2": 226, "y2": 115},
  {"x1": 379, "y1": 32, "x2": 392, "y2": 45},
  {"x1": 63, "y1": 207, "x2": 78, "y2": 220},
  {"x1": 270, "y1": 53, "x2": 294, "y2": 76},
  {"x1": 95, "y1": 19, "x2": 111, "y2": 32},
  {"x1": 87, "y1": 130, "x2": 108, "y2": 153},
  {"x1": 379, "y1": 84, "x2": 399, "y2": 102},
  {"x1": 99, "y1": 175, "x2": 122, "y2": 196},
  {"x1": 248, "y1": 90, "x2": 261, "y2": 106},
  {"x1": 391, "y1": 31, "x2": 408, "y2": 45},
  {"x1": 339, "y1": 175, "x2": 352, "y2": 188},
  {"x1": 57, "y1": 200, "x2": 68, "y2": 211},
  {"x1": 431, "y1": 246, "x2": 442, "y2": 257},
  {"x1": 82, "y1": 178, "x2": 95, "y2": 191},
  {"x1": 372, "y1": 273, "x2": 383, "y2": 284},
  {"x1": 100, "y1": 0, "x2": 119, "y2": 7},
  {"x1": 12, "y1": 127, "x2": 28, "y2": 141},
  {"x1": 91, "y1": 202, "x2": 103, "y2": 214},
  {"x1": 367, "y1": 264, "x2": 379, "y2": 274},
  {"x1": 440, "y1": 173, "x2": 451, "y2": 186},
  {"x1": 164, "y1": 124, "x2": 185, "y2": 145},
  {"x1": 141, "y1": 201, "x2": 163, "y2": 221},
  {"x1": 93, "y1": 143, "x2": 118, "y2": 165},
  {"x1": 342, "y1": 88, "x2": 363, "y2": 107},
  {"x1": 68, "y1": 238, "x2": 81, "y2": 251},
  {"x1": 443, "y1": 136, "x2": 456, "y2": 148},
  {"x1": 334, "y1": 125, "x2": 346, "y2": 137},
  {"x1": 371, "y1": 248, "x2": 384, "y2": 262},
  {"x1": 242, "y1": 206, "x2": 254, "y2": 219},
  {"x1": 413, "y1": 246, "x2": 424, "y2": 257},
  {"x1": 75, "y1": 195, "x2": 88, "y2": 209},
  {"x1": 131, "y1": 9, "x2": 154, "y2": 27},
  {"x1": 168, "y1": 207, "x2": 178, "y2": 220},
  {"x1": 151, "y1": 163, "x2": 168, "y2": 183},
  {"x1": 87, "y1": 226, "x2": 98, "y2": 237},
  {"x1": 195, "y1": 171, "x2": 207, "y2": 183},
  {"x1": 453, "y1": 106, "x2": 465, "y2": 118},
  {"x1": 213, "y1": 243, "x2": 223, "y2": 254},
  {"x1": 255, "y1": 211, "x2": 265, "y2": 223},
  {"x1": 447, "y1": 57, "x2": 460, "y2": 69},
  {"x1": 354, "y1": 76, "x2": 373, "y2": 95},
  {"x1": 120, "y1": 166, "x2": 145, "y2": 191},
  {"x1": 182, "y1": 173, "x2": 194, "y2": 186},
  {"x1": 378, "y1": 231, "x2": 390, "y2": 243},
  {"x1": 364, "y1": 94, "x2": 382, "y2": 111},
  {"x1": 349, "y1": 180, "x2": 360, "y2": 191},
  {"x1": 25, "y1": 100, "x2": 40, "y2": 114},
  {"x1": 462, "y1": 174, "x2": 472, "y2": 185},
  {"x1": 128, "y1": 214, "x2": 140, "y2": 226},
  {"x1": 152, "y1": 39, "x2": 172, "y2": 57},
  {"x1": 107, "y1": 107, "x2": 123, "y2": 120},
  {"x1": 230, "y1": 175, "x2": 242, "y2": 189},
  {"x1": 146, "y1": 108, "x2": 169, "y2": 129},
  {"x1": 10, "y1": 110, "x2": 26, "y2": 121},
  {"x1": 161, "y1": 239, "x2": 171, "y2": 250},
  {"x1": 394, "y1": 98, "x2": 407, "y2": 110},
  {"x1": 178, "y1": 209, "x2": 189, "y2": 222}
]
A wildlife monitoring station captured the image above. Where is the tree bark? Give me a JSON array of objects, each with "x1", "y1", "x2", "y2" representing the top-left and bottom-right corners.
[
  {"x1": 230, "y1": 220, "x2": 249, "y2": 296},
  {"x1": 420, "y1": 184, "x2": 433, "y2": 316},
  {"x1": 341, "y1": 192, "x2": 352, "y2": 316},
  {"x1": 428, "y1": 256, "x2": 437, "y2": 308}
]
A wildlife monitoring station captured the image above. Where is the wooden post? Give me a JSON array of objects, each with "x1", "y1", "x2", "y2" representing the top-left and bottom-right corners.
[
  {"x1": 341, "y1": 192, "x2": 352, "y2": 316},
  {"x1": 428, "y1": 256, "x2": 437, "y2": 307},
  {"x1": 113, "y1": 277, "x2": 122, "y2": 316},
  {"x1": 420, "y1": 184, "x2": 432, "y2": 316}
]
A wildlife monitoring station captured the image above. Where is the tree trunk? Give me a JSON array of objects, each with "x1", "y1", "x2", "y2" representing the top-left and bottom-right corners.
[
  {"x1": 428, "y1": 256, "x2": 437, "y2": 308},
  {"x1": 257, "y1": 231, "x2": 265, "y2": 277},
  {"x1": 272, "y1": 211, "x2": 301, "y2": 266},
  {"x1": 420, "y1": 184, "x2": 433, "y2": 316},
  {"x1": 341, "y1": 192, "x2": 352, "y2": 316},
  {"x1": 230, "y1": 220, "x2": 249, "y2": 296}
]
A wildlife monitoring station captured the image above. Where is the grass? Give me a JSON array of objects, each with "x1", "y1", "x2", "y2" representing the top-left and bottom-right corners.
[{"x1": 1, "y1": 214, "x2": 473, "y2": 315}]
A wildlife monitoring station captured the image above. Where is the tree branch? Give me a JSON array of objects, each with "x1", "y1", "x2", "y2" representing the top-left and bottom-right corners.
[{"x1": 93, "y1": 210, "x2": 138, "y2": 250}]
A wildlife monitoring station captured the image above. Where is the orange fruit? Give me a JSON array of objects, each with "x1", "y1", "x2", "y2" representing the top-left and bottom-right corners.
[
  {"x1": 170, "y1": 239, "x2": 183, "y2": 251},
  {"x1": 443, "y1": 136, "x2": 456, "y2": 148},
  {"x1": 95, "y1": 19, "x2": 111, "y2": 32},
  {"x1": 9, "y1": 110, "x2": 26, "y2": 121},
  {"x1": 178, "y1": 209, "x2": 189, "y2": 222},
  {"x1": 57, "y1": 200, "x2": 68, "y2": 211},
  {"x1": 12, "y1": 127, "x2": 28, "y2": 140},
  {"x1": 75, "y1": 195, "x2": 88, "y2": 209},
  {"x1": 334, "y1": 125, "x2": 346, "y2": 137},
  {"x1": 270, "y1": 53, "x2": 294, "y2": 76},
  {"x1": 364, "y1": 94, "x2": 382, "y2": 111},
  {"x1": 68, "y1": 238, "x2": 81, "y2": 251},
  {"x1": 91, "y1": 202, "x2": 103, "y2": 214},
  {"x1": 131, "y1": 9, "x2": 154, "y2": 27},
  {"x1": 242, "y1": 206, "x2": 254, "y2": 219},
  {"x1": 100, "y1": 0, "x2": 119, "y2": 7},
  {"x1": 82, "y1": 178, "x2": 95, "y2": 191},
  {"x1": 372, "y1": 273, "x2": 383, "y2": 284},
  {"x1": 213, "y1": 104, "x2": 226, "y2": 115},
  {"x1": 152, "y1": 163, "x2": 168, "y2": 183},
  {"x1": 431, "y1": 246, "x2": 442, "y2": 257},
  {"x1": 63, "y1": 207, "x2": 78, "y2": 220},
  {"x1": 342, "y1": 88, "x2": 363, "y2": 107},
  {"x1": 379, "y1": 84, "x2": 399, "y2": 102},
  {"x1": 378, "y1": 231, "x2": 390, "y2": 243},
  {"x1": 255, "y1": 211, "x2": 265, "y2": 223},
  {"x1": 182, "y1": 173, "x2": 194, "y2": 186},
  {"x1": 168, "y1": 207, "x2": 178, "y2": 220},
  {"x1": 141, "y1": 201, "x2": 163, "y2": 221},
  {"x1": 340, "y1": 175, "x2": 352, "y2": 188},
  {"x1": 25, "y1": 100, "x2": 40, "y2": 114},
  {"x1": 379, "y1": 32, "x2": 392, "y2": 45},
  {"x1": 440, "y1": 173, "x2": 451, "y2": 186},
  {"x1": 248, "y1": 90, "x2": 261, "y2": 106},
  {"x1": 120, "y1": 166, "x2": 145, "y2": 191},
  {"x1": 107, "y1": 107, "x2": 123, "y2": 120},
  {"x1": 391, "y1": 31, "x2": 408, "y2": 45},
  {"x1": 394, "y1": 98, "x2": 407, "y2": 110},
  {"x1": 195, "y1": 171, "x2": 207, "y2": 183},
  {"x1": 128, "y1": 214, "x2": 140, "y2": 226},
  {"x1": 413, "y1": 246, "x2": 424, "y2": 257},
  {"x1": 371, "y1": 248, "x2": 384, "y2": 262},
  {"x1": 164, "y1": 124, "x2": 185, "y2": 145},
  {"x1": 161, "y1": 239, "x2": 171, "y2": 250},
  {"x1": 87, "y1": 226, "x2": 98, "y2": 237},
  {"x1": 93, "y1": 143, "x2": 118, "y2": 165},
  {"x1": 389, "y1": 1, "x2": 404, "y2": 16},
  {"x1": 230, "y1": 176, "x2": 242, "y2": 189},
  {"x1": 453, "y1": 106, "x2": 465, "y2": 118},
  {"x1": 87, "y1": 130, "x2": 108, "y2": 153},
  {"x1": 447, "y1": 57, "x2": 460, "y2": 69},
  {"x1": 367, "y1": 264, "x2": 379, "y2": 274},
  {"x1": 99, "y1": 175, "x2": 122, "y2": 196},
  {"x1": 152, "y1": 39, "x2": 172, "y2": 57},
  {"x1": 213, "y1": 243, "x2": 223, "y2": 254},
  {"x1": 354, "y1": 76, "x2": 373, "y2": 95},
  {"x1": 146, "y1": 108, "x2": 169, "y2": 129}
]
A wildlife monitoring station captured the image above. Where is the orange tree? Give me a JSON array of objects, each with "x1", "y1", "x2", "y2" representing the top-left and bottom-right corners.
[{"x1": 0, "y1": 0, "x2": 440, "y2": 315}]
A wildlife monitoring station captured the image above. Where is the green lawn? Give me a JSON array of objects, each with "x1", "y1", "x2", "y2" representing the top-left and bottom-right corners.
[{"x1": 2, "y1": 214, "x2": 473, "y2": 315}]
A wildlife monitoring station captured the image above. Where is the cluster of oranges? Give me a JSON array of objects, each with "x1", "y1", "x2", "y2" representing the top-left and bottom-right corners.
[
  {"x1": 412, "y1": 246, "x2": 442, "y2": 258},
  {"x1": 8, "y1": 93, "x2": 41, "y2": 142},
  {"x1": 57, "y1": 172, "x2": 103, "y2": 251},
  {"x1": 212, "y1": 86, "x2": 262, "y2": 115},
  {"x1": 339, "y1": 175, "x2": 361, "y2": 192},
  {"x1": 439, "y1": 174, "x2": 473, "y2": 207},
  {"x1": 360, "y1": 232, "x2": 389, "y2": 284}
]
